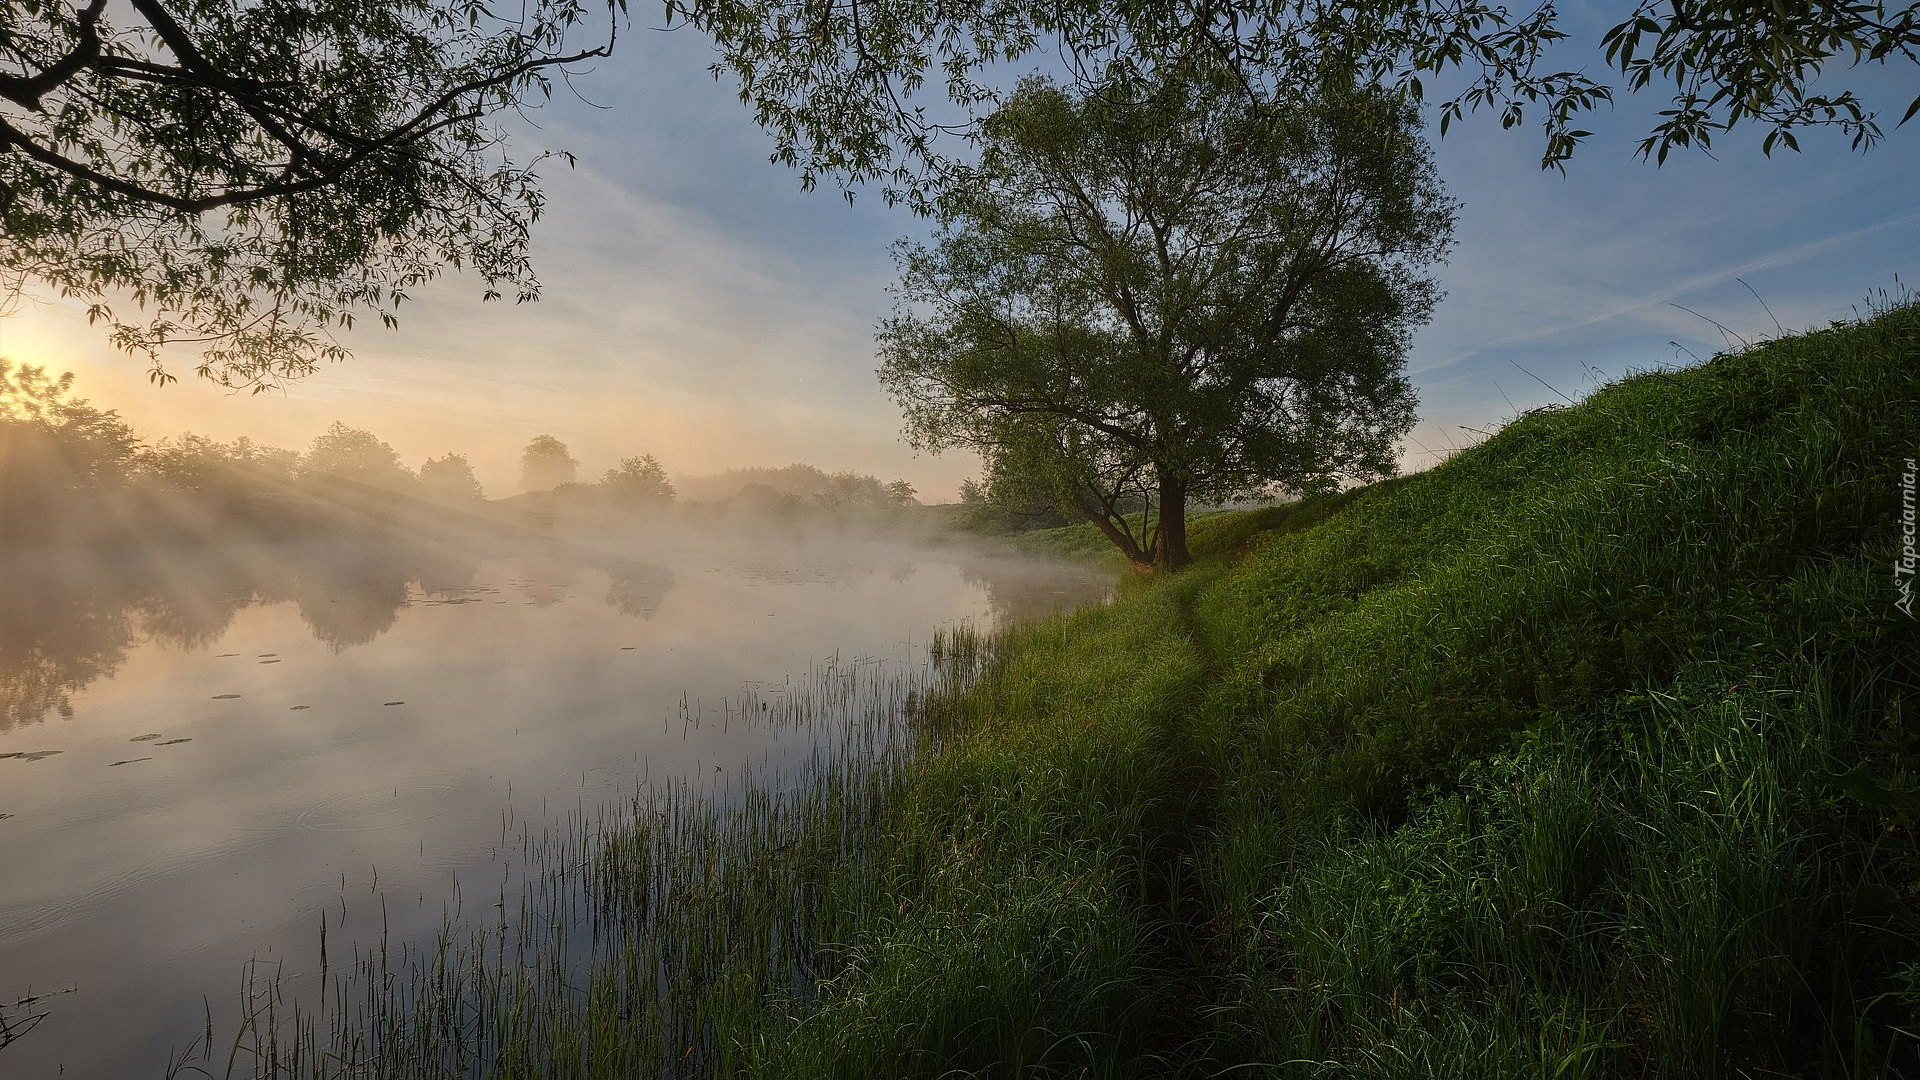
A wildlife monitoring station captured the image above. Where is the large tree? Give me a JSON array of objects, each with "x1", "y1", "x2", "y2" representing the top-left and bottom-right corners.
[
  {"x1": 676, "y1": 0, "x2": 1920, "y2": 203},
  {"x1": 879, "y1": 73, "x2": 1450, "y2": 572},
  {"x1": 1, "y1": 0, "x2": 621, "y2": 388}
]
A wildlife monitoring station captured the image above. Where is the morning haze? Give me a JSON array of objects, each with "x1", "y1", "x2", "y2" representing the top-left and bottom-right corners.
[
  {"x1": 0, "y1": 358, "x2": 1115, "y2": 1074},
  {"x1": 2, "y1": 0, "x2": 1917, "y2": 1076}
]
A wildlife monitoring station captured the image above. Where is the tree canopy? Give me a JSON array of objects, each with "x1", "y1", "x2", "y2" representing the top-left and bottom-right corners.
[
  {"x1": 520, "y1": 433, "x2": 578, "y2": 491},
  {"x1": 1, "y1": 0, "x2": 622, "y2": 387},
  {"x1": 421, "y1": 452, "x2": 485, "y2": 500},
  {"x1": 305, "y1": 420, "x2": 412, "y2": 487},
  {"x1": 601, "y1": 454, "x2": 675, "y2": 505},
  {"x1": 879, "y1": 73, "x2": 1449, "y2": 571},
  {"x1": 674, "y1": 0, "x2": 1920, "y2": 203},
  {"x1": 0, "y1": 360, "x2": 139, "y2": 538}
]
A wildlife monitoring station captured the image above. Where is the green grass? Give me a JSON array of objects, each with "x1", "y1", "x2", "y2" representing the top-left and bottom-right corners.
[
  {"x1": 993, "y1": 501, "x2": 1345, "y2": 565},
  {"x1": 997, "y1": 517, "x2": 1134, "y2": 562},
  {"x1": 189, "y1": 302, "x2": 1920, "y2": 1078}
]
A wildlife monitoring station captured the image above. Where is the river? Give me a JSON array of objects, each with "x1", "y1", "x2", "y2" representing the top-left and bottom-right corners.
[{"x1": 0, "y1": 527, "x2": 1109, "y2": 1077}]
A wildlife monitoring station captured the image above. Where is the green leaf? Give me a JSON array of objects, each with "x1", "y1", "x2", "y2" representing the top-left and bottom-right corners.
[{"x1": 1900, "y1": 93, "x2": 1920, "y2": 128}]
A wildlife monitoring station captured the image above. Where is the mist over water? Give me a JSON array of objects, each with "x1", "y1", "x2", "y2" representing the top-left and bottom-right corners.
[{"x1": 0, "y1": 517, "x2": 1110, "y2": 1076}]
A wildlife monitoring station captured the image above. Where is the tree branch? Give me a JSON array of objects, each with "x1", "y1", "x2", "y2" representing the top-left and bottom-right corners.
[{"x1": 0, "y1": 0, "x2": 110, "y2": 110}]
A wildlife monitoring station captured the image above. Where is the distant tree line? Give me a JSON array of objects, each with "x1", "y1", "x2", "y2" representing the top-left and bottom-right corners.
[
  {"x1": 1, "y1": 361, "x2": 929, "y2": 544},
  {"x1": 0, "y1": 361, "x2": 507, "y2": 545},
  {"x1": 675, "y1": 462, "x2": 916, "y2": 510},
  {"x1": 510, "y1": 434, "x2": 678, "y2": 525}
]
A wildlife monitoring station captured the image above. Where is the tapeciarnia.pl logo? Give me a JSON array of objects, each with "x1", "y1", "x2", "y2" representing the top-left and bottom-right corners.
[{"x1": 1898, "y1": 457, "x2": 1917, "y2": 618}]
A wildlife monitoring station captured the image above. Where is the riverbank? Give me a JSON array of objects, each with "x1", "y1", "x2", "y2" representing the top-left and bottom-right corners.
[
  {"x1": 184, "y1": 301, "x2": 1918, "y2": 1077},
  {"x1": 719, "y1": 299, "x2": 1920, "y2": 1076}
]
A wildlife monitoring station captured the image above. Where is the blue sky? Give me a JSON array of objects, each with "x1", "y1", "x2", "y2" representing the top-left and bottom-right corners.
[{"x1": 3, "y1": 9, "x2": 1915, "y2": 499}]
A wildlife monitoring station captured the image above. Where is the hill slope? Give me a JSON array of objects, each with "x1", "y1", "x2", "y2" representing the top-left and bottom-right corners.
[{"x1": 752, "y1": 301, "x2": 1920, "y2": 1077}]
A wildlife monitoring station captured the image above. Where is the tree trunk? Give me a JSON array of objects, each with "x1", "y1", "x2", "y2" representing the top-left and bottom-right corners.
[
  {"x1": 1153, "y1": 475, "x2": 1191, "y2": 572},
  {"x1": 1083, "y1": 507, "x2": 1157, "y2": 573}
]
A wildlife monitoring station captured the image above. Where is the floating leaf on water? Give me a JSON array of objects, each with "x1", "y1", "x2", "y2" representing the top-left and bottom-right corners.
[
  {"x1": 130, "y1": 733, "x2": 164, "y2": 742},
  {"x1": 108, "y1": 758, "x2": 151, "y2": 767}
]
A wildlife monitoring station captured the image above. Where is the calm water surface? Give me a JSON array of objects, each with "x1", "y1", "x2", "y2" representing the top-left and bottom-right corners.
[{"x1": 0, "y1": 530, "x2": 1109, "y2": 1077}]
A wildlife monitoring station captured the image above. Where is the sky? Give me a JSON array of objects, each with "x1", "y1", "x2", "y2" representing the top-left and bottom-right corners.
[{"x1": 1, "y1": 5, "x2": 1916, "y2": 500}]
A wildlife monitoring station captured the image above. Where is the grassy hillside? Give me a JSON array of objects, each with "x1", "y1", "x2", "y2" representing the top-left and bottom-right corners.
[
  {"x1": 974, "y1": 503, "x2": 1341, "y2": 564},
  {"x1": 211, "y1": 304, "x2": 1920, "y2": 1078},
  {"x1": 738, "y1": 302, "x2": 1920, "y2": 1076}
]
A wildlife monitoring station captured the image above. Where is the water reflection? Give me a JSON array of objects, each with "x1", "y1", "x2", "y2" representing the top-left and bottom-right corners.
[
  {"x1": 0, "y1": 531, "x2": 1113, "y2": 1077},
  {"x1": 0, "y1": 541, "x2": 679, "y2": 730},
  {"x1": 602, "y1": 561, "x2": 676, "y2": 619},
  {"x1": 959, "y1": 557, "x2": 1115, "y2": 626},
  {"x1": 0, "y1": 536, "x2": 1108, "y2": 735},
  {"x1": 517, "y1": 558, "x2": 578, "y2": 608},
  {"x1": 288, "y1": 557, "x2": 417, "y2": 652},
  {"x1": 2, "y1": 562, "x2": 141, "y2": 731}
]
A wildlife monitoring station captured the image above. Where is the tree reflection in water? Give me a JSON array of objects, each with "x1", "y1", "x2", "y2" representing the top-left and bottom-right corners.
[
  {"x1": 0, "y1": 542, "x2": 676, "y2": 731},
  {"x1": 0, "y1": 564, "x2": 135, "y2": 731},
  {"x1": 602, "y1": 561, "x2": 675, "y2": 619},
  {"x1": 0, "y1": 536, "x2": 1104, "y2": 735},
  {"x1": 958, "y1": 556, "x2": 1115, "y2": 627}
]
